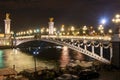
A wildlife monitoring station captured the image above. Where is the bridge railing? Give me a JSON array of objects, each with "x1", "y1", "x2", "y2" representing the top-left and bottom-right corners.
[
  {"x1": 15, "y1": 35, "x2": 112, "y2": 64},
  {"x1": 41, "y1": 38, "x2": 112, "y2": 64}
]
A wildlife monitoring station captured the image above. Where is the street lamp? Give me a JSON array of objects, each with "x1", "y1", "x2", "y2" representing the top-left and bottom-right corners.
[
  {"x1": 46, "y1": 28, "x2": 49, "y2": 32},
  {"x1": 82, "y1": 26, "x2": 87, "y2": 35},
  {"x1": 33, "y1": 51, "x2": 39, "y2": 74},
  {"x1": 98, "y1": 25, "x2": 104, "y2": 35},
  {"x1": 71, "y1": 26, "x2": 75, "y2": 31},
  {"x1": 101, "y1": 18, "x2": 107, "y2": 25},
  {"x1": 112, "y1": 14, "x2": 120, "y2": 34},
  {"x1": 108, "y1": 29, "x2": 112, "y2": 35},
  {"x1": 71, "y1": 26, "x2": 75, "y2": 35},
  {"x1": 83, "y1": 26, "x2": 87, "y2": 31}
]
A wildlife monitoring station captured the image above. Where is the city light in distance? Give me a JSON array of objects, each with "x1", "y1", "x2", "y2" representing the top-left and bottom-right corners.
[{"x1": 101, "y1": 18, "x2": 107, "y2": 25}]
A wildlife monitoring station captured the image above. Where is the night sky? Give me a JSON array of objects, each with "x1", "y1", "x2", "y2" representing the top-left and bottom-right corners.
[{"x1": 0, "y1": 0, "x2": 120, "y2": 32}]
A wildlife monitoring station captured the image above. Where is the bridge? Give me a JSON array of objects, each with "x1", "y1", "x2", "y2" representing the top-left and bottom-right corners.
[
  {"x1": 0, "y1": 13, "x2": 119, "y2": 68},
  {"x1": 14, "y1": 35, "x2": 112, "y2": 64}
]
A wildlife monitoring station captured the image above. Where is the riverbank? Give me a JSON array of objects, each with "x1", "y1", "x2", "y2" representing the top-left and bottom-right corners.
[
  {"x1": 93, "y1": 70, "x2": 120, "y2": 80},
  {"x1": 0, "y1": 46, "x2": 12, "y2": 49}
]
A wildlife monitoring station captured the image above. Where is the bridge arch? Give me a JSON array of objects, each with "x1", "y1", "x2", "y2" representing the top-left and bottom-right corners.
[{"x1": 16, "y1": 38, "x2": 111, "y2": 64}]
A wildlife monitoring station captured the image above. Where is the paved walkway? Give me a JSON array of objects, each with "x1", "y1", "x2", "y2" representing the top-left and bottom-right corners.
[{"x1": 93, "y1": 71, "x2": 120, "y2": 80}]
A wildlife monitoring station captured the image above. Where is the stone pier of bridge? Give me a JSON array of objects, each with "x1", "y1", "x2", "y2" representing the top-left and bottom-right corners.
[{"x1": 111, "y1": 24, "x2": 120, "y2": 68}]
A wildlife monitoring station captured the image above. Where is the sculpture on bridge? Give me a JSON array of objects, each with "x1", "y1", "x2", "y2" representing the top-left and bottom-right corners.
[
  {"x1": 6, "y1": 13, "x2": 10, "y2": 19},
  {"x1": 49, "y1": 17, "x2": 54, "y2": 22}
]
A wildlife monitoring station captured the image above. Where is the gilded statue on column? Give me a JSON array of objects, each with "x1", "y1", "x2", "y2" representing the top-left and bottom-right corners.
[
  {"x1": 49, "y1": 17, "x2": 54, "y2": 22},
  {"x1": 6, "y1": 13, "x2": 10, "y2": 19}
]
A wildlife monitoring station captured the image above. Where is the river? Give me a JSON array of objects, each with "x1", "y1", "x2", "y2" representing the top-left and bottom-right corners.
[
  {"x1": 0, "y1": 46, "x2": 85, "y2": 72},
  {"x1": 0, "y1": 47, "x2": 119, "y2": 80}
]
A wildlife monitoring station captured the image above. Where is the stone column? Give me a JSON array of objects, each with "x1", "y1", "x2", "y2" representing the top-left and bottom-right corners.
[
  {"x1": 111, "y1": 25, "x2": 120, "y2": 68},
  {"x1": 4, "y1": 13, "x2": 11, "y2": 38},
  {"x1": 48, "y1": 18, "x2": 54, "y2": 35},
  {"x1": 4, "y1": 13, "x2": 11, "y2": 34}
]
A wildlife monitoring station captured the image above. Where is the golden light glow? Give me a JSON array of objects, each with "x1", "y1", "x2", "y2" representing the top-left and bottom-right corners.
[
  {"x1": 23, "y1": 31, "x2": 26, "y2": 34},
  {"x1": 6, "y1": 13, "x2": 10, "y2": 19},
  {"x1": 61, "y1": 27, "x2": 64, "y2": 31},
  {"x1": 0, "y1": 34, "x2": 4, "y2": 37},
  {"x1": 93, "y1": 30, "x2": 95, "y2": 33},
  {"x1": 46, "y1": 28, "x2": 48, "y2": 32},
  {"x1": 34, "y1": 30, "x2": 37, "y2": 33},
  {"x1": 54, "y1": 28, "x2": 56, "y2": 32},
  {"x1": 98, "y1": 25, "x2": 104, "y2": 30},
  {"x1": 60, "y1": 46, "x2": 70, "y2": 67},
  {"x1": 108, "y1": 29, "x2": 112, "y2": 33},
  {"x1": 41, "y1": 28, "x2": 44, "y2": 33},
  {"x1": 27, "y1": 31, "x2": 29, "y2": 34},
  {"x1": 11, "y1": 31, "x2": 14, "y2": 34},
  {"x1": 71, "y1": 26, "x2": 75, "y2": 31},
  {"x1": 116, "y1": 14, "x2": 120, "y2": 18},
  {"x1": 112, "y1": 14, "x2": 120, "y2": 23},
  {"x1": 100, "y1": 30, "x2": 104, "y2": 33},
  {"x1": 83, "y1": 26, "x2": 87, "y2": 31},
  {"x1": 49, "y1": 17, "x2": 54, "y2": 22},
  {"x1": 83, "y1": 31, "x2": 86, "y2": 34},
  {"x1": 67, "y1": 32, "x2": 70, "y2": 35},
  {"x1": 29, "y1": 30, "x2": 33, "y2": 34}
]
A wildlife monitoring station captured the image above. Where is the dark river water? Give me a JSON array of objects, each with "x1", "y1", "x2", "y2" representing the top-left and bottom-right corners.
[
  {"x1": 0, "y1": 46, "x2": 85, "y2": 72},
  {"x1": 0, "y1": 41, "x2": 119, "y2": 80}
]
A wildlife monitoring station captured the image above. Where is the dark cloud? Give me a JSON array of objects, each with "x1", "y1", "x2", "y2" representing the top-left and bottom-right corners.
[{"x1": 0, "y1": 0, "x2": 120, "y2": 32}]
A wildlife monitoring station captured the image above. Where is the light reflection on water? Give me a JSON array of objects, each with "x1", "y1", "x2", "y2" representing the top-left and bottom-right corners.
[
  {"x1": 0, "y1": 50, "x2": 4, "y2": 68},
  {"x1": 0, "y1": 46, "x2": 84, "y2": 72},
  {"x1": 0, "y1": 49, "x2": 55, "y2": 72},
  {"x1": 60, "y1": 46, "x2": 70, "y2": 67}
]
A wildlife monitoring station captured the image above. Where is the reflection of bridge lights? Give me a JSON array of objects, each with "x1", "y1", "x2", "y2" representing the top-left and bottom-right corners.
[
  {"x1": 38, "y1": 47, "x2": 40, "y2": 49},
  {"x1": 75, "y1": 52, "x2": 84, "y2": 61},
  {"x1": 63, "y1": 46, "x2": 68, "y2": 52},
  {"x1": 60, "y1": 46, "x2": 70, "y2": 67}
]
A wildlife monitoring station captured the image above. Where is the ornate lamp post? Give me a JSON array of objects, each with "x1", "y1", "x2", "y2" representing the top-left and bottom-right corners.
[
  {"x1": 33, "y1": 51, "x2": 39, "y2": 75},
  {"x1": 108, "y1": 29, "x2": 112, "y2": 35},
  {"x1": 98, "y1": 25, "x2": 104, "y2": 35},
  {"x1": 61, "y1": 25, "x2": 65, "y2": 35},
  {"x1": 82, "y1": 26, "x2": 87, "y2": 35},
  {"x1": 71, "y1": 26, "x2": 75, "y2": 35},
  {"x1": 112, "y1": 14, "x2": 120, "y2": 34}
]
